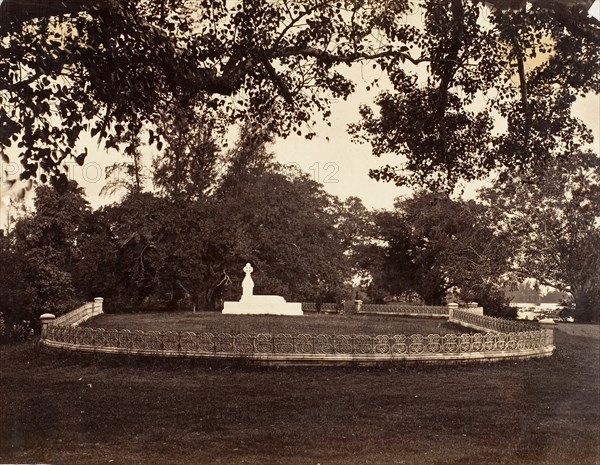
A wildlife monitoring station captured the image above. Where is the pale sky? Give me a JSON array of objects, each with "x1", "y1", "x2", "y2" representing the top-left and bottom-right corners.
[{"x1": 274, "y1": 81, "x2": 600, "y2": 210}]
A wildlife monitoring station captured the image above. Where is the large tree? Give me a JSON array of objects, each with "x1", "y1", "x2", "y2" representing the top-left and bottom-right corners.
[
  {"x1": 83, "y1": 192, "x2": 229, "y2": 312},
  {"x1": 363, "y1": 191, "x2": 514, "y2": 315},
  {"x1": 350, "y1": 0, "x2": 599, "y2": 189},
  {"x1": 1, "y1": 0, "x2": 598, "y2": 192},
  {"x1": 481, "y1": 151, "x2": 600, "y2": 322},
  {"x1": 152, "y1": 110, "x2": 222, "y2": 202},
  {"x1": 215, "y1": 167, "x2": 351, "y2": 305},
  {"x1": 81, "y1": 170, "x2": 351, "y2": 312},
  {"x1": 11, "y1": 181, "x2": 90, "y2": 322}
]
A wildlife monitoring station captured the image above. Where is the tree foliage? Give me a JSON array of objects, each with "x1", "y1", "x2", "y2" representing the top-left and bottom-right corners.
[
  {"x1": 152, "y1": 110, "x2": 222, "y2": 202},
  {"x1": 81, "y1": 166, "x2": 351, "y2": 312},
  {"x1": 361, "y1": 191, "x2": 514, "y2": 315},
  {"x1": 1, "y1": 0, "x2": 598, "y2": 191},
  {"x1": 9, "y1": 181, "x2": 90, "y2": 324},
  {"x1": 0, "y1": 232, "x2": 32, "y2": 335},
  {"x1": 481, "y1": 151, "x2": 600, "y2": 322},
  {"x1": 350, "y1": 0, "x2": 599, "y2": 189}
]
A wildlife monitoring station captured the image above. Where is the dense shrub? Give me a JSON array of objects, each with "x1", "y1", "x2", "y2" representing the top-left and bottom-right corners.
[{"x1": 459, "y1": 284, "x2": 517, "y2": 319}]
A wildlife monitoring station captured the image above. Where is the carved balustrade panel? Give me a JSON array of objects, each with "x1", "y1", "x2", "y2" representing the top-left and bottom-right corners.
[
  {"x1": 162, "y1": 331, "x2": 180, "y2": 351},
  {"x1": 409, "y1": 334, "x2": 425, "y2": 354},
  {"x1": 334, "y1": 335, "x2": 352, "y2": 354},
  {"x1": 426, "y1": 334, "x2": 442, "y2": 353},
  {"x1": 131, "y1": 330, "x2": 147, "y2": 350},
  {"x1": 374, "y1": 335, "x2": 391, "y2": 354},
  {"x1": 274, "y1": 334, "x2": 294, "y2": 353},
  {"x1": 180, "y1": 332, "x2": 197, "y2": 352},
  {"x1": 471, "y1": 333, "x2": 484, "y2": 351},
  {"x1": 105, "y1": 329, "x2": 119, "y2": 348},
  {"x1": 459, "y1": 334, "x2": 472, "y2": 352},
  {"x1": 74, "y1": 328, "x2": 87, "y2": 345},
  {"x1": 215, "y1": 333, "x2": 234, "y2": 352},
  {"x1": 94, "y1": 328, "x2": 107, "y2": 347},
  {"x1": 442, "y1": 334, "x2": 459, "y2": 353},
  {"x1": 391, "y1": 335, "x2": 408, "y2": 354},
  {"x1": 507, "y1": 332, "x2": 519, "y2": 350},
  {"x1": 483, "y1": 333, "x2": 496, "y2": 351},
  {"x1": 294, "y1": 334, "x2": 314, "y2": 354},
  {"x1": 119, "y1": 330, "x2": 133, "y2": 349},
  {"x1": 65, "y1": 327, "x2": 76, "y2": 344},
  {"x1": 354, "y1": 335, "x2": 373, "y2": 354},
  {"x1": 496, "y1": 333, "x2": 508, "y2": 351},
  {"x1": 255, "y1": 334, "x2": 273, "y2": 353},
  {"x1": 198, "y1": 332, "x2": 215, "y2": 352},
  {"x1": 531, "y1": 332, "x2": 540, "y2": 349},
  {"x1": 144, "y1": 331, "x2": 162, "y2": 351},
  {"x1": 314, "y1": 334, "x2": 334, "y2": 353},
  {"x1": 48, "y1": 325, "x2": 59, "y2": 341},
  {"x1": 234, "y1": 334, "x2": 254, "y2": 354}
]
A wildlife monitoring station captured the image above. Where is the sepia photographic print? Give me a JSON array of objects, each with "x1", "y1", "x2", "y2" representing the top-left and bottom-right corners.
[{"x1": 1, "y1": 0, "x2": 599, "y2": 464}]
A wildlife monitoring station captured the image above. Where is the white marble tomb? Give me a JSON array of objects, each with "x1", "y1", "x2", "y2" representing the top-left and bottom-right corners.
[{"x1": 222, "y1": 263, "x2": 303, "y2": 316}]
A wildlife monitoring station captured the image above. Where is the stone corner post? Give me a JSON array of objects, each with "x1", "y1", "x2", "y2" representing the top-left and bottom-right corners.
[
  {"x1": 467, "y1": 301, "x2": 484, "y2": 315},
  {"x1": 538, "y1": 319, "x2": 556, "y2": 347},
  {"x1": 354, "y1": 300, "x2": 363, "y2": 313},
  {"x1": 93, "y1": 297, "x2": 104, "y2": 315},
  {"x1": 40, "y1": 313, "x2": 56, "y2": 339},
  {"x1": 447, "y1": 302, "x2": 459, "y2": 320}
]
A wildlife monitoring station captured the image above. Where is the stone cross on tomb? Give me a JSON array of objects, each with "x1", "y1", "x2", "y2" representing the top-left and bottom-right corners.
[
  {"x1": 241, "y1": 262, "x2": 254, "y2": 300},
  {"x1": 222, "y1": 262, "x2": 303, "y2": 315},
  {"x1": 243, "y1": 263, "x2": 253, "y2": 275}
]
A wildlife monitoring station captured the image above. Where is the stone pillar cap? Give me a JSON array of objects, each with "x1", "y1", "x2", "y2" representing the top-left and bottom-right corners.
[{"x1": 40, "y1": 313, "x2": 56, "y2": 319}]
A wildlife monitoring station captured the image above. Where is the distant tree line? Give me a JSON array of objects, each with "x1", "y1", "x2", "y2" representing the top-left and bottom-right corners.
[
  {"x1": 505, "y1": 282, "x2": 568, "y2": 305},
  {"x1": 1, "y1": 123, "x2": 599, "y2": 340}
]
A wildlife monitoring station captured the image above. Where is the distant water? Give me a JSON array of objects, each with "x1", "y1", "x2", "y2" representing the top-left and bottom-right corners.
[
  {"x1": 512, "y1": 302, "x2": 568, "y2": 321},
  {"x1": 510, "y1": 303, "x2": 562, "y2": 310}
]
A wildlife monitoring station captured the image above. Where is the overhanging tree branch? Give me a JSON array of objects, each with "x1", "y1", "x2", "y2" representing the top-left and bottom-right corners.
[{"x1": 0, "y1": 0, "x2": 109, "y2": 34}]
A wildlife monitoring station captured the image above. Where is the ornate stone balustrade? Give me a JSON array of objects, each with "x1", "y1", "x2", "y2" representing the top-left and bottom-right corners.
[
  {"x1": 358, "y1": 303, "x2": 451, "y2": 317},
  {"x1": 42, "y1": 298, "x2": 104, "y2": 328},
  {"x1": 450, "y1": 309, "x2": 536, "y2": 333},
  {"x1": 301, "y1": 302, "x2": 344, "y2": 313},
  {"x1": 40, "y1": 299, "x2": 554, "y2": 365}
]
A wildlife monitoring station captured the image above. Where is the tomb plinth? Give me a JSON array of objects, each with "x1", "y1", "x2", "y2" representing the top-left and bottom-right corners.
[{"x1": 222, "y1": 263, "x2": 303, "y2": 316}]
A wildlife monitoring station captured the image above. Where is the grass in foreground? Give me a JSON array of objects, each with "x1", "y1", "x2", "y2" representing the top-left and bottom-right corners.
[
  {"x1": 82, "y1": 312, "x2": 461, "y2": 335},
  {"x1": 0, "y1": 328, "x2": 598, "y2": 465}
]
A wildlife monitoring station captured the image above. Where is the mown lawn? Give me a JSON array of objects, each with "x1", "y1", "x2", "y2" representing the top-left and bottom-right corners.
[
  {"x1": 82, "y1": 312, "x2": 461, "y2": 335},
  {"x1": 0, "y1": 327, "x2": 598, "y2": 465}
]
